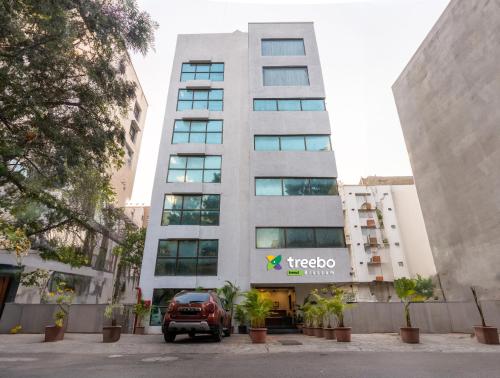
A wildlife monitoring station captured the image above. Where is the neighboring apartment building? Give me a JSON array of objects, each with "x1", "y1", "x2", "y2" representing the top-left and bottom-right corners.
[
  {"x1": 392, "y1": 0, "x2": 500, "y2": 301},
  {"x1": 340, "y1": 177, "x2": 437, "y2": 302},
  {"x1": 0, "y1": 55, "x2": 148, "y2": 309},
  {"x1": 140, "y1": 23, "x2": 350, "y2": 332}
]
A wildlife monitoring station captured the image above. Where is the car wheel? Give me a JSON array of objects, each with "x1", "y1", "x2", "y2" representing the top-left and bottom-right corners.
[
  {"x1": 212, "y1": 325, "x2": 223, "y2": 342},
  {"x1": 164, "y1": 332, "x2": 176, "y2": 343}
]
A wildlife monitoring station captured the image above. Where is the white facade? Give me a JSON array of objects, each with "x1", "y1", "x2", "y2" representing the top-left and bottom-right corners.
[
  {"x1": 140, "y1": 23, "x2": 350, "y2": 332},
  {"x1": 340, "y1": 181, "x2": 437, "y2": 302}
]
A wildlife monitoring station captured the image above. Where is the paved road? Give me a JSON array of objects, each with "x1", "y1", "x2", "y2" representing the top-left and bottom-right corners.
[{"x1": 1, "y1": 351, "x2": 499, "y2": 378}]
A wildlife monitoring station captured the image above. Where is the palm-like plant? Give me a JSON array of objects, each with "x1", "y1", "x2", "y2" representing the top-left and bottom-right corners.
[
  {"x1": 241, "y1": 289, "x2": 273, "y2": 328},
  {"x1": 216, "y1": 281, "x2": 240, "y2": 322},
  {"x1": 394, "y1": 275, "x2": 434, "y2": 328}
]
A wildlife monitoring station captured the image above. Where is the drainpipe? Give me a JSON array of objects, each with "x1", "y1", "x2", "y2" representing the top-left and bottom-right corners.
[{"x1": 133, "y1": 287, "x2": 142, "y2": 334}]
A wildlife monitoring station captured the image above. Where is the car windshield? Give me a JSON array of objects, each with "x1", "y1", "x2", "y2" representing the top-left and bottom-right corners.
[{"x1": 174, "y1": 292, "x2": 210, "y2": 304}]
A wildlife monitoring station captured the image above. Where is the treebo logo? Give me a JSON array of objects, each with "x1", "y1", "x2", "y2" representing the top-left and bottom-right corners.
[{"x1": 266, "y1": 255, "x2": 282, "y2": 270}]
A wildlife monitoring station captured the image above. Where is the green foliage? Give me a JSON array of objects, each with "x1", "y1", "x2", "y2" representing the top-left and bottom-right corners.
[
  {"x1": 0, "y1": 226, "x2": 31, "y2": 266},
  {"x1": 241, "y1": 289, "x2": 273, "y2": 329},
  {"x1": 10, "y1": 325, "x2": 22, "y2": 334},
  {"x1": 46, "y1": 281, "x2": 74, "y2": 328},
  {"x1": 234, "y1": 304, "x2": 247, "y2": 325},
  {"x1": 40, "y1": 244, "x2": 89, "y2": 268},
  {"x1": 216, "y1": 281, "x2": 240, "y2": 323},
  {"x1": 20, "y1": 268, "x2": 51, "y2": 300},
  {"x1": 133, "y1": 299, "x2": 151, "y2": 326},
  {"x1": 112, "y1": 227, "x2": 145, "y2": 272},
  {"x1": 0, "y1": 0, "x2": 156, "y2": 249},
  {"x1": 394, "y1": 276, "x2": 434, "y2": 327},
  {"x1": 104, "y1": 302, "x2": 124, "y2": 325}
]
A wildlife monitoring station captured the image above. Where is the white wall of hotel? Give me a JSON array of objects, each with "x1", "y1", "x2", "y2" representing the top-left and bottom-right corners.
[
  {"x1": 139, "y1": 23, "x2": 350, "y2": 333},
  {"x1": 341, "y1": 184, "x2": 436, "y2": 301}
]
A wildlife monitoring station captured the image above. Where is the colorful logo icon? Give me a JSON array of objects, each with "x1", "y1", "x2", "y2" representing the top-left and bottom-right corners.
[{"x1": 266, "y1": 255, "x2": 282, "y2": 271}]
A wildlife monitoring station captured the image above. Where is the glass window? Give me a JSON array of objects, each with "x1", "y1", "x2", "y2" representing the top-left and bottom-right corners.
[
  {"x1": 286, "y1": 228, "x2": 315, "y2": 248},
  {"x1": 155, "y1": 240, "x2": 218, "y2": 277},
  {"x1": 161, "y1": 195, "x2": 220, "y2": 226},
  {"x1": 254, "y1": 99, "x2": 325, "y2": 111},
  {"x1": 301, "y1": 99, "x2": 325, "y2": 111},
  {"x1": 158, "y1": 240, "x2": 177, "y2": 257},
  {"x1": 254, "y1": 99, "x2": 277, "y2": 111},
  {"x1": 255, "y1": 179, "x2": 282, "y2": 195},
  {"x1": 278, "y1": 99, "x2": 301, "y2": 111},
  {"x1": 256, "y1": 227, "x2": 345, "y2": 248},
  {"x1": 283, "y1": 178, "x2": 310, "y2": 195},
  {"x1": 172, "y1": 120, "x2": 223, "y2": 145},
  {"x1": 167, "y1": 155, "x2": 222, "y2": 183},
  {"x1": 315, "y1": 228, "x2": 345, "y2": 247},
  {"x1": 310, "y1": 178, "x2": 338, "y2": 195},
  {"x1": 256, "y1": 228, "x2": 285, "y2": 249},
  {"x1": 263, "y1": 67, "x2": 309, "y2": 86},
  {"x1": 177, "y1": 89, "x2": 224, "y2": 111},
  {"x1": 305, "y1": 136, "x2": 331, "y2": 151},
  {"x1": 181, "y1": 63, "x2": 224, "y2": 81},
  {"x1": 281, "y1": 136, "x2": 305, "y2": 151},
  {"x1": 255, "y1": 136, "x2": 279, "y2": 151},
  {"x1": 261, "y1": 39, "x2": 305, "y2": 56}
]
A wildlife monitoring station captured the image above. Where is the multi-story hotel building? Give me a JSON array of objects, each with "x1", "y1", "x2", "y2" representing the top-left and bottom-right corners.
[{"x1": 140, "y1": 23, "x2": 350, "y2": 332}]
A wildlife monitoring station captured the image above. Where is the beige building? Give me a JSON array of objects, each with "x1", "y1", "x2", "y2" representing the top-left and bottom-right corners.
[{"x1": 340, "y1": 177, "x2": 437, "y2": 302}]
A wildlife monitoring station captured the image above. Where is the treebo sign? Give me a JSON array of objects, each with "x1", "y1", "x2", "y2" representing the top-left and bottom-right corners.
[{"x1": 286, "y1": 256, "x2": 336, "y2": 269}]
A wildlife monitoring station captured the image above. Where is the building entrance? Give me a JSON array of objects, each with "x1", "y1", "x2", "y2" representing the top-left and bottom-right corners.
[{"x1": 254, "y1": 287, "x2": 298, "y2": 333}]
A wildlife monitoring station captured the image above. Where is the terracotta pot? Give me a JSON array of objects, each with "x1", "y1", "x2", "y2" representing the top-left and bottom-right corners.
[
  {"x1": 335, "y1": 327, "x2": 352, "y2": 342},
  {"x1": 103, "y1": 326, "x2": 122, "y2": 343},
  {"x1": 249, "y1": 328, "x2": 267, "y2": 344},
  {"x1": 474, "y1": 326, "x2": 499, "y2": 345},
  {"x1": 296, "y1": 323, "x2": 304, "y2": 333},
  {"x1": 134, "y1": 326, "x2": 145, "y2": 335},
  {"x1": 312, "y1": 327, "x2": 324, "y2": 337},
  {"x1": 238, "y1": 325, "x2": 247, "y2": 334},
  {"x1": 302, "y1": 326, "x2": 309, "y2": 335},
  {"x1": 323, "y1": 327, "x2": 336, "y2": 340},
  {"x1": 400, "y1": 327, "x2": 419, "y2": 343},
  {"x1": 44, "y1": 325, "x2": 65, "y2": 342}
]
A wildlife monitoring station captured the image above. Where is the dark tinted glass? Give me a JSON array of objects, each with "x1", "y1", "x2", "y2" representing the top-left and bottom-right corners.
[
  {"x1": 283, "y1": 178, "x2": 310, "y2": 195},
  {"x1": 174, "y1": 292, "x2": 210, "y2": 304},
  {"x1": 285, "y1": 228, "x2": 315, "y2": 248}
]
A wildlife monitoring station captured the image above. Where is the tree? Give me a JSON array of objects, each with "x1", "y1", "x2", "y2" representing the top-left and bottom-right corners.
[
  {"x1": 394, "y1": 275, "x2": 434, "y2": 328},
  {"x1": 216, "y1": 281, "x2": 240, "y2": 324},
  {"x1": 0, "y1": 1, "x2": 156, "y2": 251}
]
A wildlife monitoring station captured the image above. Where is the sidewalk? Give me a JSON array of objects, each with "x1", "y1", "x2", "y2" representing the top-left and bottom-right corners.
[{"x1": 0, "y1": 333, "x2": 499, "y2": 355}]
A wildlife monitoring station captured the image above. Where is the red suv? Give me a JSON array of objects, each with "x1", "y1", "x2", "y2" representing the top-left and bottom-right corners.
[{"x1": 162, "y1": 291, "x2": 232, "y2": 342}]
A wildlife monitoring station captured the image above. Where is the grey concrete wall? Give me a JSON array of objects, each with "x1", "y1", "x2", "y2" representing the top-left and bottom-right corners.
[
  {"x1": 392, "y1": 0, "x2": 500, "y2": 300},
  {"x1": 0, "y1": 304, "x2": 135, "y2": 334},
  {"x1": 2, "y1": 302, "x2": 499, "y2": 334}
]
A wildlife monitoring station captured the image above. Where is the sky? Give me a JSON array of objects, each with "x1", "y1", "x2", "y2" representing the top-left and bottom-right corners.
[{"x1": 129, "y1": 0, "x2": 450, "y2": 205}]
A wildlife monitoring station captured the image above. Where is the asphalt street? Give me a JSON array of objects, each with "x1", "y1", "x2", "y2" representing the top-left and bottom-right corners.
[{"x1": 1, "y1": 351, "x2": 499, "y2": 378}]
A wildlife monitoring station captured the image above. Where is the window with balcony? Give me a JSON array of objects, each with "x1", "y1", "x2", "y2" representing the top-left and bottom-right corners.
[
  {"x1": 263, "y1": 67, "x2": 309, "y2": 86},
  {"x1": 133, "y1": 101, "x2": 141, "y2": 120},
  {"x1": 161, "y1": 194, "x2": 220, "y2": 226},
  {"x1": 253, "y1": 99, "x2": 325, "y2": 111},
  {"x1": 129, "y1": 120, "x2": 139, "y2": 143},
  {"x1": 255, "y1": 178, "x2": 338, "y2": 196},
  {"x1": 167, "y1": 155, "x2": 221, "y2": 183},
  {"x1": 180, "y1": 63, "x2": 224, "y2": 81},
  {"x1": 155, "y1": 239, "x2": 218, "y2": 276},
  {"x1": 256, "y1": 227, "x2": 345, "y2": 249},
  {"x1": 172, "y1": 120, "x2": 223, "y2": 144},
  {"x1": 261, "y1": 39, "x2": 305, "y2": 56},
  {"x1": 254, "y1": 135, "x2": 331, "y2": 151},
  {"x1": 177, "y1": 89, "x2": 223, "y2": 111}
]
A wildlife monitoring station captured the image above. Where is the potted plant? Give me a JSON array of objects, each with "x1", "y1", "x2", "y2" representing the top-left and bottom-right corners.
[
  {"x1": 321, "y1": 296, "x2": 339, "y2": 340},
  {"x1": 217, "y1": 281, "x2": 240, "y2": 333},
  {"x1": 133, "y1": 299, "x2": 151, "y2": 334},
  {"x1": 242, "y1": 289, "x2": 273, "y2": 344},
  {"x1": 103, "y1": 303, "x2": 124, "y2": 343},
  {"x1": 331, "y1": 288, "x2": 354, "y2": 342},
  {"x1": 294, "y1": 309, "x2": 304, "y2": 333},
  {"x1": 394, "y1": 275, "x2": 434, "y2": 344},
  {"x1": 309, "y1": 290, "x2": 326, "y2": 337},
  {"x1": 235, "y1": 304, "x2": 248, "y2": 334},
  {"x1": 44, "y1": 281, "x2": 74, "y2": 342},
  {"x1": 471, "y1": 287, "x2": 499, "y2": 345}
]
